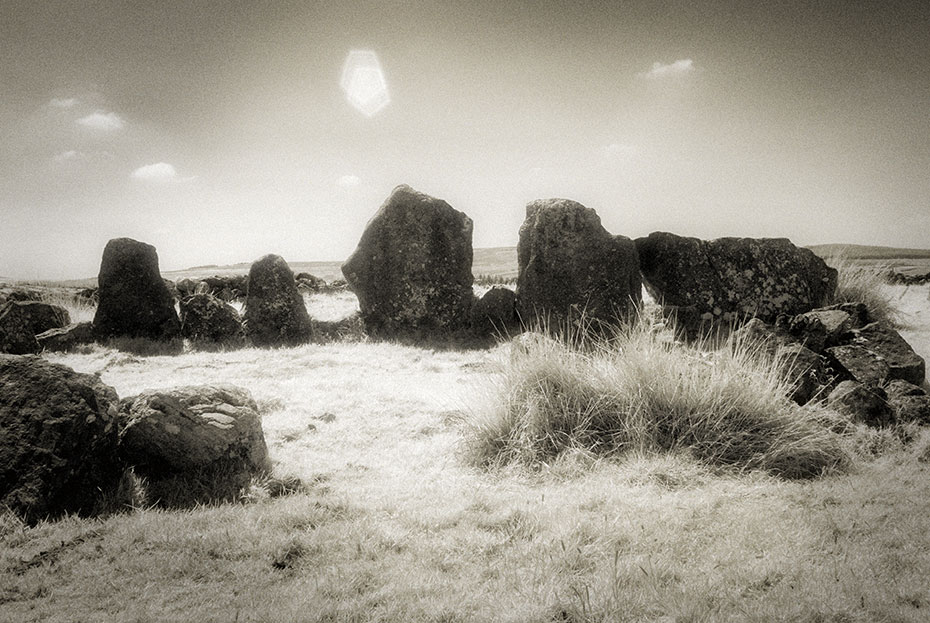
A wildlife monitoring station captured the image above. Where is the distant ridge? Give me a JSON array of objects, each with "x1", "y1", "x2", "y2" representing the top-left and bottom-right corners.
[{"x1": 806, "y1": 243, "x2": 930, "y2": 260}]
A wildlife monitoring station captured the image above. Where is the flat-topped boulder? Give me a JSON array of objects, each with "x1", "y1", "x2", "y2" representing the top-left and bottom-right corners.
[
  {"x1": 0, "y1": 355, "x2": 122, "y2": 523},
  {"x1": 93, "y1": 238, "x2": 180, "y2": 340},
  {"x1": 635, "y1": 233, "x2": 836, "y2": 333},
  {"x1": 243, "y1": 254, "x2": 312, "y2": 347},
  {"x1": 342, "y1": 185, "x2": 474, "y2": 335},
  {"x1": 180, "y1": 294, "x2": 244, "y2": 346},
  {"x1": 516, "y1": 199, "x2": 641, "y2": 328},
  {"x1": 118, "y1": 384, "x2": 269, "y2": 505}
]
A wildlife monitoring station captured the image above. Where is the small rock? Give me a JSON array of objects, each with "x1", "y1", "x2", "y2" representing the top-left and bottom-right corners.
[
  {"x1": 180, "y1": 294, "x2": 245, "y2": 345},
  {"x1": 471, "y1": 286, "x2": 518, "y2": 336},
  {"x1": 36, "y1": 321, "x2": 96, "y2": 352},
  {"x1": 828, "y1": 380, "x2": 894, "y2": 428}
]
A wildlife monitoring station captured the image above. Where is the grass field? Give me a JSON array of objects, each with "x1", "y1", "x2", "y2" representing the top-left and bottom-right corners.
[{"x1": 2, "y1": 256, "x2": 930, "y2": 622}]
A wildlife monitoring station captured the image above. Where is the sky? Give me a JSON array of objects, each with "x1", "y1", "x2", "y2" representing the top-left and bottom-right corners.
[{"x1": 1, "y1": 0, "x2": 929, "y2": 280}]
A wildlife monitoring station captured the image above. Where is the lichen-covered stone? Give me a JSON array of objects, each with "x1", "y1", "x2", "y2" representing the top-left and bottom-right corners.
[
  {"x1": 853, "y1": 322, "x2": 925, "y2": 386},
  {"x1": 180, "y1": 294, "x2": 244, "y2": 345},
  {"x1": 0, "y1": 301, "x2": 70, "y2": 354},
  {"x1": 635, "y1": 233, "x2": 836, "y2": 334},
  {"x1": 342, "y1": 185, "x2": 474, "y2": 335},
  {"x1": 244, "y1": 255, "x2": 312, "y2": 347},
  {"x1": 826, "y1": 344, "x2": 891, "y2": 386},
  {"x1": 784, "y1": 309, "x2": 852, "y2": 352},
  {"x1": 93, "y1": 238, "x2": 181, "y2": 340},
  {"x1": 516, "y1": 199, "x2": 641, "y2": 329},
  {"x1": 0, "y1": 355, "x2": 122, "y2": 524}
]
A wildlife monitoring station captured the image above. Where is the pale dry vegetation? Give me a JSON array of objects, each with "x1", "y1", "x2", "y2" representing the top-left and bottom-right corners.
[{"x1": 2, "y1": 274, "x2": 930, "y2": 622}]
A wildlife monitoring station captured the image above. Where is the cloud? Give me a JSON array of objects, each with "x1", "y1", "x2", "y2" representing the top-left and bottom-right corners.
[
  {"x1": 76, "y1": 111, "x2": 125, "y2": 131},
  {"x1": 639, "y1": 59, "x2": 695, "y2": 79},
  {"x1": 131, "y1": 162, "x2": 177, "y2": 181},
  {"x1": 49, "y1": 97, "x2": 77, "y2": 109},
  {"x1": 336, "y1": 174, "x2": 361, "y2": 188},
  {"x1": 53, "y1": 150, "x2": 84, "y2": 162}
]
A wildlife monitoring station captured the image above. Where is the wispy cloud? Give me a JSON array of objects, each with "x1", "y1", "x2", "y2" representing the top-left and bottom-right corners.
[
  {"x1": 639, "y1": 59, "x2": 695, "y2": 79},
  {"x1": 336, "y1": 174, "x2": 361, "y2": 188},
  {"x1": 76, "y1": 111, "x2": 125, "y2": 131},
  {"x1": 49, "y1": 97, "x2": 77, "y2": 109},
  {"x1": 131, "y1": 162, "x2": 176, "y2": 181},
  {"x1": 53, "y1": 150, "x2": 84, "y2": 162}
]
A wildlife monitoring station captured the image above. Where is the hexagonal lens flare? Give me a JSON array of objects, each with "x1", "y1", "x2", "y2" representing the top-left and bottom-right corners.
[{"x1": 340, "y1": 50, "x2": 390, "y2": 117}]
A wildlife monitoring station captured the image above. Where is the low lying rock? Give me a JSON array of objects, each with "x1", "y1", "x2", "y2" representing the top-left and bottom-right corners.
[
  {"x1": 0, "y1": 355, "x2": 122, "y2": 523},
  {"x1": 828, "y1": 380, "x2": 894, "y2": 428},
  {"x1": 471, "y1": 286, "x2": 518, "y2": 336},
  {"x1": 180, "y1": 294, "x2": 244, "y2": 345},
  {"x1": 119, "y1": 385, "x2": 270, "y2": 505},
  {"x1": 782, "y1": 309, "x2": 852, "y2": 352},
  {"x1": 36, "y1": 321, "x2": 96, "y2": 352}
]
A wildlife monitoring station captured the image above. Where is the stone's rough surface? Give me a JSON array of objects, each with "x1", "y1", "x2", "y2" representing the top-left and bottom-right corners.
[
  {"x1": 342, "y1": 185, "x2": 474, "y2": 335},
  {"x1": 36, "y1": 321, "x2": 96, "y2": 352},
  {"x1": 828, "y1": 380, "x2": 894, "y2": 427},
  {"x1": 635, "y1": 232, "x2": 837, "y2": 332},
  {"x1": 884, "y1": 379, "x2": 926, "y2": 399},
  {"x1": 853, "y1": 322, "x2": 925, "y2": 386},
  {"x1": 732, "y1": 318, "x2": 834, "y2": 405},
  {"x1": 821, "y1": 302, "x2": 871, "y2": 329},
  {"x1": 0, "y1": 301, "x2": 71, "y2": 354},
  {"x1": 244, "y1": 255, "x2": 313, "y2": 347},
  {"x1": 784, "y1": 309, "x2": 852, "y2": 352},
  {"x1": 889, "y1": 395, "x2": 930, "y2": 424},
  {"x1": 0, "y1": 355, "x2": 122, "y2": 523},
  {"x1": 180, "y1": 294, "x2": 244, "y2": 344},
  {"x1": 119, "y1": 384, "x2": 269, "y2": 480},
  {"x1": 471, "y1": 286, "x2": 518, "y2": 336},
  {"x1": 826, "y1": 344, "x2": 892, "y2": 386},
  {"x1": 516, "y1": 199, "x2": 641, "y2": 327},
  {"x1": 93, "y1": 238, "x2": 181, "y2": 340}
]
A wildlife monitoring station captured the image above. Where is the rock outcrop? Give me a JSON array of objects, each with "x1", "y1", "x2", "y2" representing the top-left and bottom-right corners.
[
  {"x1": 0, "y1": 355, "x2": 122, "y2": 523},
  {"x1": 92, "y1": 238, "x2": 181, "y2": 340},
  {"x1": 827, "y1": 380, "x2": 894, "y2": 428},
  {"x1": 243, "y1": 254, "x2": 313, "y2": 347},
  {"x1": 342, "y1": 185, "x2": 474, "y2": 335},
  {"x1": 826, "y1": 321, "x2": 926, "y2": 387},
  {"x1": 516, "y1": 199, "x2": 641, "y2": 328},
  {"x1": 635, "y1": 233, "x2": 837, "y2": 334}
]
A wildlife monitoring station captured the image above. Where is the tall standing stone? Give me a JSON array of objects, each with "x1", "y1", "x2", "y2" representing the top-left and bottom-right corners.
[
  {"x1": 341, "y1": 185, "x2": 474, "y2": 335},
  {"x1": 93, "y1": 238, "x2": 181, "y2": 340},
  {"x1": 243, "y1": 254, "x2": 313, "y2": 347},
  {"x1": 515, "y1": 199, "x2": 641, "y2": 328}
]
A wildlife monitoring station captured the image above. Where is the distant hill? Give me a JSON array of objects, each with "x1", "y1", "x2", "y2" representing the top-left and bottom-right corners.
[
  {"x1": 806, "y1": 243, "x2": 930, "y2": 260},
  {"x1": 20, "y1": 243, "x2": 930, "y2": 287}
]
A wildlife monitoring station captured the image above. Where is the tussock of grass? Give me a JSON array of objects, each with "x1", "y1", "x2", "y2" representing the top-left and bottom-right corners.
[
  {"x1": 826, "y1": 254, "x2": 902, "y2": 326},
  {"x1": 468, "y1": 319, "x2": 851, "y2": 479}
]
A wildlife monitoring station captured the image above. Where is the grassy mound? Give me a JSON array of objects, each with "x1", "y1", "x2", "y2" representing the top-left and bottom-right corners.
[{"x1": 468, "y1": 319, "x2": 851, "y2": 479}]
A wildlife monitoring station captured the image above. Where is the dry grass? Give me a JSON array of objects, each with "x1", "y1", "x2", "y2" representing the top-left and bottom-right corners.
[
  {"x1": 467, "y1": 315, "x2": 851, "y2": 479},
  {"x1": 825, "y1": 255, "x2": 903, "y2": 327},
  {"x1": 2, "y1": 284, "x2": 930, "y2": 621}
]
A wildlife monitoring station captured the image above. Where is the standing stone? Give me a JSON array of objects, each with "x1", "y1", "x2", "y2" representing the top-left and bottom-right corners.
[
  {"x1": 93, "y1": 238, "x2": 181, "y2": 340},
  {"x1": 180, "y1": 294, "x2": 245, "y2": 345},
  {"x1": 0, "y1": 355, "x2": 122, "y2": 524},
  {"x1": 516, "y1": 199, "x2": 641, "y2": 328},
  {"x1": 341, "y1": 185, "x2": 474, "y2": 335},
  {"x1": 244, "y1": 255, "x2": 312, "y2": 347},
  {"x1": 0, "y1": 301, "x2": 70, "y2": 354},
  {"x1": 635, "y1": 233, "x2": 837, "y2": 333}
]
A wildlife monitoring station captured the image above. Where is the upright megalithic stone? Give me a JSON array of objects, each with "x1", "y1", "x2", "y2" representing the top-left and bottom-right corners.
[
  {"x1": 243, "y1": 254, "x2": 313, "y2": 347},
  {"x1": 93, "y1": 238, "x2": 180, "y2": 340},
  {"x1": 341, "y1": 185, "x2": 474, "y2": 336},
  {"x1": 515, "y1": 198, "x2": 641, "y2": 328}
]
